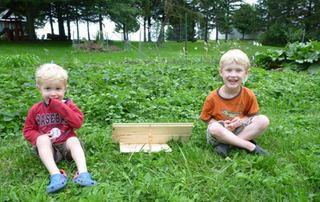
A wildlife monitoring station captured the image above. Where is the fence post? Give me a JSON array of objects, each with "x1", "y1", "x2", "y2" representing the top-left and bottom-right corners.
[
  {"x1": 185, "y1": 13, "x2": 187, "y2": 58},
  {"x1": 139, "y1": 29, "x2": 141, "y2": 59}
]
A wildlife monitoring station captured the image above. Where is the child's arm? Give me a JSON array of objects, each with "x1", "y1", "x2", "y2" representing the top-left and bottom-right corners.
[
  {"x1": 23, "y1": 109, "x2": 41, "y2": 145},
  {"x1": 23, "y1": 105, "x2": 56, "y2": 145},
  {"x1": 47, "y1": 98, "x2": 84, "y2": 129}
]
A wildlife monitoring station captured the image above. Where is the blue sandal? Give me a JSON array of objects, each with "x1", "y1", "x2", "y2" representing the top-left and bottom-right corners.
[
  {"x1": 46, "y1": 170, "x2": 68, "y2": 193},
  {"x1": 73, "y1": 171, "x2": 97, "y2": 186}
]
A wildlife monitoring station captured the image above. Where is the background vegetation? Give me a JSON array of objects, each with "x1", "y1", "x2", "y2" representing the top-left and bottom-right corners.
[
  {"x1": 0, "y1": 40, "x2": 276, "y2": 64},
  {"x1": 0, "y1": 40, "x2": 320, "y2": 201},
  {"x1": 0, "y1": 0, "x2": 319, "y2": 46}
]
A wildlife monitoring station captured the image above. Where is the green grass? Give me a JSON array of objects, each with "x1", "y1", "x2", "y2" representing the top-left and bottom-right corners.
[
  {"x1": 1, "y1": 42, "x2": 319, "y2": 201},
  {"x1": 0, "y1": 40, "x2": 278, "y2": 65}
]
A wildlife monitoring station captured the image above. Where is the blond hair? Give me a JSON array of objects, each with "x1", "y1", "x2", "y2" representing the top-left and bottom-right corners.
[
  {"x1": 219, "y1": 49, "x2": 250, "y2": 71},
  {"x1": 36, "y1": 64, "x2": 68, "y2": 86}
]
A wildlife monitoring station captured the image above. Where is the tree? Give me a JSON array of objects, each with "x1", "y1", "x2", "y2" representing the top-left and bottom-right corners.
[
  {"x1": 233, "y1": 3, "x2": 258, "y2": 40},
  {"x1": 108, "y1": 0, "x2": 141, "y2": 41},
  {"x1": 155, "y1": 0, "x2": 202, "y2": 45},
  {"x1": 256, "y1": 0, "x2": 320, "y2": 45},
  {"x1": 216, "y1": 0, "x2": 241, "y2": 41},
  {"x1": 257, "y1": 0, "x2": 297, "y2": 45},
  {"x1": 156, "y1": 0, "x2": 172, "y2": 44},
  {"x1": 165, "y1": 0, "x2": 201, "y2": 43},
  {"x1": 139, "y1": 0, "x2": 154, "y2": 42},
  {"x1": 2, "y1": 0, "x2": 44, "y2": 41},
  {"x1": 199, "y1": 0, "x2": 219, "y2": 42},
  {"x1": 299, "y1": 0, "x2": 320, "y2": 41}
]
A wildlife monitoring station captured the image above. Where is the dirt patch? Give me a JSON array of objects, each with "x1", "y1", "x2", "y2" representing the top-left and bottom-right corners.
[
  {"x1": 75, "y1": 41, "x2": 121, "y2": 53},
  {"x1": 108, "y1": 45, "x2": 122, "y2": 52}
]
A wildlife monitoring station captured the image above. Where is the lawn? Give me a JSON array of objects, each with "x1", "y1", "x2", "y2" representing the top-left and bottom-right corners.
[
  {"x1": 0, "y1": 39, "x2": 277, "y2": 64},
  {"x1": 0, "y1": 40, "x2": 319, "y2": 201}
]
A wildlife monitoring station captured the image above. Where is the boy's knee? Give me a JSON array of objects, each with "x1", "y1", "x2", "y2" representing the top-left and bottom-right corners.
[
  {"x1": 256, "y1": 115, "x2": 269, "y2": 129},
  {"x1": 208, "y1": 122, "x2": 226, "y2": 138},
  {"x1": 66, "y1": 137, "x2": 80, "y2": 145},
  {"x1": 36, "y1": 135, "x2": 51, "y2": 145},
  {"x1": 66, "y1": 137, "x2": 83, "y2": 151}
]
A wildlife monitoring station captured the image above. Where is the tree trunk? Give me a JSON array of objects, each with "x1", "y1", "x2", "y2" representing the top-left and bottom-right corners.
[
  {"x1": 99, "y1": 11, "x2": 103, "y2": 40},
  {"x1": 25, "y1": 3, "x2": 36, "y2": 41},
  {"x1": 191, "y1": 20, "x2": 196, "y2": 43},
  {"x1": 215, "y1": 26, "x2": 219, "y2": 42},
  {"x1": 157, "y1": 0, "x2": 172, "y2": 45},
  {"x1": 204, "y1": 20, "x2": 208, "y2": 42},
  {"x1": 87, "y1": 20, "x2": 91, "y2": 41},
  {"x1": 75, "y1": 8, "x2": 79, "y2": 42},
  {"x1": 67, "y1": 11, "x2": 71, "y2": 40},
  {"x1": 144, "y1": 17, "x2": 146, "y2": 42},
  {"x1": 204, "y1": 8, "x2": 208, "y2": 42},
  {"x1": 99, "y1": 12, "x2": 103, "y2": 32},
  {"x1": 148, "y1": 17, "x2": 151, "y2": 42},
  {"x1": 49, "y1": 7, "x2": 54, "y2": 34},
  {"x1": 123, "y1": 23, "x2": 127, "y2": 41},
  {"x1": 56, "y1": 3, "x2": 66, "y2": 40}
]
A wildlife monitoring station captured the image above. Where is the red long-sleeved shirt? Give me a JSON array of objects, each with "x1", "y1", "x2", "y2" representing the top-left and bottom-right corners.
[{"x1": 23, "y1": 98, "x2": 84, "y2": 145}]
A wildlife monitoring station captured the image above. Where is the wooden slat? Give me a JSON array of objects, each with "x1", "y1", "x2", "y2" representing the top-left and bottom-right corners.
[
  {"x1": 112, "y1": 123, "x2": 193, "y2": 144},
  {"x1": 119, "y1": 143, "x2": 172, "y2": 153}
]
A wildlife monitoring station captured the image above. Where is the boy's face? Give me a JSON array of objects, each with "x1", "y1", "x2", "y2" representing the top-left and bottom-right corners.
[
  {"x1": 37, "y1": 79, "x2": 67, "y2": 104},
  {"x1": 219, "y1": 62, "x2": 249, "y2": 91}
]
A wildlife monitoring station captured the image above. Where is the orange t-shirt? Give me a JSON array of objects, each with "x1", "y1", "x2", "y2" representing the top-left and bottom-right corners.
[{"x1": 200, "y1": 86, "x2": 260, "y2": 122}]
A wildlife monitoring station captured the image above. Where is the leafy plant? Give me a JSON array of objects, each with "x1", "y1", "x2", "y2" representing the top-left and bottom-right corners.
[
  {"x1": 254, "y1": 41, "x2": 320, "y2": 72},
  {"x1": 0, "y1": 53, "x2": 40, "y2": 68},
  {"x1": 254, "y1": 49, "x2": 285, "y2": 69}
]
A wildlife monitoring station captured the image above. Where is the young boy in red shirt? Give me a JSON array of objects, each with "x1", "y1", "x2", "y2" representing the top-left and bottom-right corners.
[
  {"x1": 200, "y1": 49, "x2": 269, "y2": 158},
  {"x1": 23, "y1": 64, "x2": 97, "y2": 193}
]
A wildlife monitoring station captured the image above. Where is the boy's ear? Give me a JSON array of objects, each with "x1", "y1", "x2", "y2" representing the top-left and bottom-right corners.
[
  {"x1": 245, "y1": 69, "x2": 250, "y2": 76},
  {"x1": 36, "y1": 85, "x2": 40, "y2": 91},
  {"x1": 218, "y1": 68, "x2": 223, "y2": 76}
]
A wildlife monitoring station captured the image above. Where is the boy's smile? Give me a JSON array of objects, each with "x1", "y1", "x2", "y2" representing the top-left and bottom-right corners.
[{"x1": 219, "y1": 62, "x2": 249, "y2": 95}]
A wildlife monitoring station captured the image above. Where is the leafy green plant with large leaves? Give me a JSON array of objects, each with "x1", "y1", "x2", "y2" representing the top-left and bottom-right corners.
[{"x1": 254, "y1": 41, "x2": 320, "y2": 74}]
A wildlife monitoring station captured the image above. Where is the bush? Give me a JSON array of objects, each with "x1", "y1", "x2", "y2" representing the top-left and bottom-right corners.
[{"x1": 259, "y1": 23, "x2": 287, "y2": 47}]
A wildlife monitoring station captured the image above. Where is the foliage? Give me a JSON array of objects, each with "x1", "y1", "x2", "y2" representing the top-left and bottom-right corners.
[
  {"x1": 1, "y1": 50, "x2": 320, "y2": 201},
  {"x1": 0, "y1": 40, "x2": 280, "y2": 65},
  {"x1": 258, "y1": 23, "x2": 287, "y2": 47},
  {"x1": 0, "y1": 53, "x2": 40, "y2": 68},
  {"x1": 285, "y1": 26, "x2": 305, "y2": 43},
  {"x1": 256, "y1": 0, "x2": 320, "y2": 45},
  {"x1": 254, "y1": 49, "x2": 286, "y2": 70},
  {"x1": 254, "y1": 41, "x2": 320, "y2": 72},
  {"x1": 217, "y1": 0, "x2": 240, "y2": 35},
  {"x1": 232, "y1": 4, "x2": 258, "y2": 40}
]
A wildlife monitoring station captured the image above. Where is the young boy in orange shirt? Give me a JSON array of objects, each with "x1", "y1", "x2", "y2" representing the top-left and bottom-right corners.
[
  {"x1": 23, "y1": 64, "x2": 97, "y2": 193},
  {"x1": 200, "y1": 49, "x2": 269, "y2": 158}
]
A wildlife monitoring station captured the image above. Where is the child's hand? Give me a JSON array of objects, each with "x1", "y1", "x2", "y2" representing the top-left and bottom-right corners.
[
  {"x1": 50, "y1": 136, "x2": 57, "y2": 143},
  {"x1": 44, "y1": 133, "x2": 57, "y2": 143},
  {"x1": 224, "y1": 120, "x2": 233, "y2": 131},
  {"x1": 225, "y1": 117, "x2": 244, "y2": 131}
]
